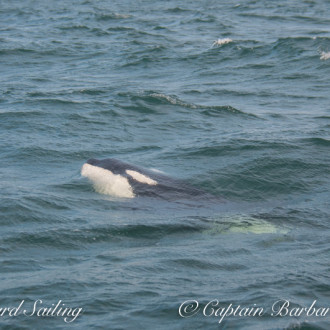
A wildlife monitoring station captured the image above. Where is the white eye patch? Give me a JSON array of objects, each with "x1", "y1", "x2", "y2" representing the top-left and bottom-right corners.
[{"x1": 126, "y1": 170, "x2": 158, "y2": 185}]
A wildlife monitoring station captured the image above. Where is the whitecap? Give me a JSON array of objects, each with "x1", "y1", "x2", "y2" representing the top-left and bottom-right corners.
[
  {"x1": 320, "y1": 51, "x2": 330, "y2": 60},
  {"x1": 212, "y1": 38, "x2": 233, "y2": 47},
  {"x1": 149, "y1": 93, "x2": 197, "y2": 109},
  {"x1": 113, "y1": 13, "x2": 131, "y2": 19}
]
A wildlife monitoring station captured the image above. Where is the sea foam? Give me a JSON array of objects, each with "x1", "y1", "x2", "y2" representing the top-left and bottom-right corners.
[
  {"x1": 320, "y1": 51, "x2": 330, "y2": 60},
  {"x1": 212, "y1": 38, "x2": 233, "y2": 47}
]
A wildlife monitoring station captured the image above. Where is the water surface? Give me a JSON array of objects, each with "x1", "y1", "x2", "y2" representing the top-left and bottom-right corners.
[{"x1": 0, "y1": 0, "x2": 329, "y2": 329}]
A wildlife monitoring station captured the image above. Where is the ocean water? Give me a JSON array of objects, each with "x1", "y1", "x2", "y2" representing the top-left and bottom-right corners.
[{"x1": 1, "y1": 0, "x2": 329, "y2": 329}]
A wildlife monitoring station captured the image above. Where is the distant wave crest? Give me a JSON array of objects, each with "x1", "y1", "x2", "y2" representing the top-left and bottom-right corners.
[
  {"x1": 119, "y1": 91, "x2": 257, "y2": 118},
  {"x1": 212, "y1": 38, "x2": 233, "y2": 47}
]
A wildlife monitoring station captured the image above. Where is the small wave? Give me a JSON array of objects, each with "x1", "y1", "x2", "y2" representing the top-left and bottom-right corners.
[
  {"x1": 96, "y1": 13, "x2": 131, "y2": 21},
  {"x1": 0, "y1": 48, "x2": 35, "y2": 56},
  {"x1": 166, "y1": 7, "x2": 192, "y2": 13},
  {"x1": 201, "y1": 106, "x2": 255, "y2": 117},
  {"x1": 148, "y1": 93, "x2": 197, "y2": 108},
  {"x1": 12, "y1": 146, "x2": 98, "y2": 163},
  {"x1": 0, "y1": 197, "x2": 50, "y2": 226},
  {"x1": 0, "y1": 110, "x2": 43, "y2": 119},
  {"x1": 178, "y1": 140, "x2": 295, "y2": 158},
  {"x1": 119, "y1": 91, "x2": 257, "y2": 118},
  {"x1": 212, "y1": 38, "x2": 233, "y2": 47},
  {"x1": 238, "y1": 13, "x2": 291, "y2": 22},
  {"x1": 0, "y1": 259, "x2": 44, "y2": 273},
  {"x1": 187, "y1": 16, "x2": 216, "y2": 24},
  {"x1": 314, "y1": 116, "x2": 330, "y2": 120},
  {"x1": 301, "y1": 137, "x2": 330, "y2": 147},
  {"x1": 28, "y1": 87, "x2": 112, "y2": 97},
  {"x1": 106, "y1": 26, "x2": 136, "y2": 32},
  {"x1": 270, "y1": 36, "x2": 320, "y2": 59},
  {"x1": 76, "y1": 88, "x2": 109, "y2": 95},
  {"x1": 285, "y1": 321, "x2": 329, "y2": 330},
  {"x1": 217, "y1": 157, "x2": 324, "y2": 200},
  {"x1": 27, "y1": 98, "x2": 88, "y2": 106},
  {"x1": 2, "y1": 223, "x2": 204, "y2": 249},
  {"x1": 59, "y1": 25, "x2": 90, "y2": 31},
  {"x1": 58, "y1": 25, "x2": 110, "y2": 37},
  {"x1": 320, "y1": 51, "x2": 330, "y2": 60},
  {"x1": 169, "y1": 258, "x2": 247, "y2": 270},
  {"x1": 1, "y1": 46, "x2": 103, "y2": 58}
]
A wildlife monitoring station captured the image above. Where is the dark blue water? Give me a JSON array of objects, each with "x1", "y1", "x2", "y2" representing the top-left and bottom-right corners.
[{"x1": 1, "y1": 0, "x2": 329, "y2": 329}]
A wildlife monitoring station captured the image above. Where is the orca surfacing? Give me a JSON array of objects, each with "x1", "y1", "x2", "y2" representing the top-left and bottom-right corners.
[{"x1": 81, "y1": 158, "x2": 216, "y2": 201}]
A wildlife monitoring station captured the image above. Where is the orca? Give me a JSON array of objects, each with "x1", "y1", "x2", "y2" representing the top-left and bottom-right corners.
[{"x1": 81, "y1": 158, "x2": 217, "y2": 201}]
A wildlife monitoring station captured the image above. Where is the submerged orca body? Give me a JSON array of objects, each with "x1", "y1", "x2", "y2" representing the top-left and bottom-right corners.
[{"x1": 81, "y1": 158, "x2": 215, "y2": 201}]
